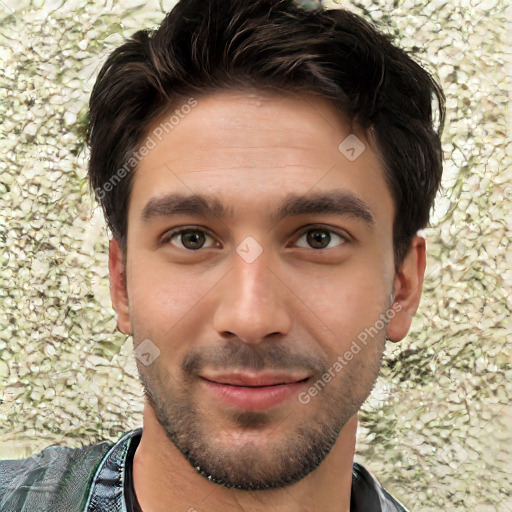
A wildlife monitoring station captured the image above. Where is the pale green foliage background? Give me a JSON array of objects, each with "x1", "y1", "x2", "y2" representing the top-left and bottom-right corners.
[{"x1": 0, "y1": 0, "x2": 510, "y2": 510}]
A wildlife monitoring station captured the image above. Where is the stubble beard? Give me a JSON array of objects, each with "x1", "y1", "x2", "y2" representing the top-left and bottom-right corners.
[{"x1": 136, "y1": 337, "x2": 385, "y2": 491}]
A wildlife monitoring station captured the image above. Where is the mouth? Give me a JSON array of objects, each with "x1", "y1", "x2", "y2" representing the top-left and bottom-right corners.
[
  {"x1": 199, "y1": 372, "x2": 310, "y2": 410},
  {"x1": 200, "y1": 371, "x2": 310, "y2": 386}
]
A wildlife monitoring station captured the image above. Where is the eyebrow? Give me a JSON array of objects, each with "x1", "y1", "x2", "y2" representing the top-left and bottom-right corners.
[
  {"x1": 272, "y1": 191, "x2": 375, "y2": 226},
  {"x1": 141, "y1": 190, "x2": 375, "y2": 226},
  {"x1": 141, "y1": 194, "x2": 229, "y2": 221}
]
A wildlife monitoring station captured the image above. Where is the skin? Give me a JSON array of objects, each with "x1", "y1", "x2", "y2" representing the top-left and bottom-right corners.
[{"x1": 109, "y1": 89, "x2": 426, "y2": 512}]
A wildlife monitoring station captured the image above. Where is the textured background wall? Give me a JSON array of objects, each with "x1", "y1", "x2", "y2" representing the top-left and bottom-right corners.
[{"x1": 0, "y1": 0, "x2": 510, "y2": 510}]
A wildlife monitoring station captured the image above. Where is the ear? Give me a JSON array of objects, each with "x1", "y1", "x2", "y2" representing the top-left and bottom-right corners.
[
  {"x1": 387, "y1": 235, "x2": 426, "y2": 342},
  {"x1": 109, "y1": 238, "x2": 133, "y2": 334}
]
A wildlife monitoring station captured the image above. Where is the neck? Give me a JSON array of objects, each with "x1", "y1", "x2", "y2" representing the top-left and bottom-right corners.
[{"x1": 132, "y1": 404, "x2": 357, "y2": 512}]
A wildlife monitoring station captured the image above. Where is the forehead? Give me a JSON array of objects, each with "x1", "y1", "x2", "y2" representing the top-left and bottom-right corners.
[
  {"x1": 146, "y1": 90, "x2": 352, "y2": 161},
  {"x1": 129, "y1": 90, "x2": 393, "y2": 224}
]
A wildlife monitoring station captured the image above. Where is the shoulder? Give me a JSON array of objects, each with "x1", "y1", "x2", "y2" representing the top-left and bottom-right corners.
[
  {"x1": 352, "y1": 462, "x2": 409, "y2": 512},
  {"x1": 0, "y1": 430, "x2": 135, "y2": 512}
]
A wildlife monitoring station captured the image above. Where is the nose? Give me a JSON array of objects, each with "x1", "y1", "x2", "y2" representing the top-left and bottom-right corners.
[{"x1": 212, "y1": 249, "x2": 293, "y2": 344}]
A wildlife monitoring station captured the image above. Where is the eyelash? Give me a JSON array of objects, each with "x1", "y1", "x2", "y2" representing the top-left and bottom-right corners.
[
  {"x1": 293, "y1": 227, "x2": 350, "y2": 249},
  {"x1": 160, "y1": 225, "x2": 351, "y2": 250},
  {"x1": 160, "y1": 227, "x2": 219, "y2": 249}
]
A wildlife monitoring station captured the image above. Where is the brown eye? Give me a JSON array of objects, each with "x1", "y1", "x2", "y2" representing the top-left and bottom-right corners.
[
  {"x1": 163, "y1": 229, "x2": 218, "y2": 250},
  {"x1": 307, "y1": 229, "x2": 331, "y2": 249},
  {"x1": 180, "y1": 230, "x2": 206, "y2": 249},
  {"x1": 294, "y1": 228, "x2": 347, "y2": 249}
]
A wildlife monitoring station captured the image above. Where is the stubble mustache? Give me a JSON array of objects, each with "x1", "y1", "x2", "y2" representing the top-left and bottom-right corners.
[{"x1": 180, "y1": 339, "x2": 328, "y2": 382}]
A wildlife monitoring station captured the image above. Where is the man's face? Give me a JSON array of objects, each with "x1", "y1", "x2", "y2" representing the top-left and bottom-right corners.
[{"x1": 112, "y1": 90, "x2": 405, "y2": 489}]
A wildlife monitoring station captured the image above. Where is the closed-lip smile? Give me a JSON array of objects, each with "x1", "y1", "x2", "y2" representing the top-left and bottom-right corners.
[
  {"x1": 199, "y1": 372, "x2": 310, "y2": 387},
  {"x1": 199, "y1": 372, "x2": 310, "y2": 410}
]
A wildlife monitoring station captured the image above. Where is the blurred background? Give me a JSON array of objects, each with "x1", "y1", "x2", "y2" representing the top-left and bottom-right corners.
[{"x1": 0, "y1": 0, "x2": 510, "y2": 510}]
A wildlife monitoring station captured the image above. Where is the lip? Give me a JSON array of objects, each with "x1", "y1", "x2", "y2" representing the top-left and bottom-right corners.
[
  {"x1": 200, "y1": 372, "x2": 309, "y2": 410},
  {"x1": 201, "y1": 372, "x2": 309, "y2": 387}
]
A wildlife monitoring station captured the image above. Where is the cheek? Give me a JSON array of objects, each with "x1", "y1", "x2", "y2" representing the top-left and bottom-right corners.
[
  {"x1": 293, "y1": 263, "x2": 392, "y2": 350},
  {"x1": 126, "y1": 258, "x2": 213, "y2": 344}
]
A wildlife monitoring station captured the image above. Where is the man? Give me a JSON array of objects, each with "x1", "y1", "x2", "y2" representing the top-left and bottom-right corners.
[{"x1": 0, "y1": 0, "x2": 444, "y2": 510}]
